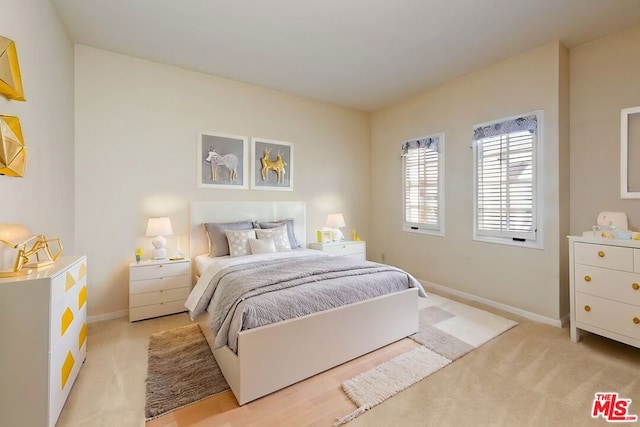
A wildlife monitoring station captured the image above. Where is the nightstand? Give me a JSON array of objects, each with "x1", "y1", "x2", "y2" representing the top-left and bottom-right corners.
[
  {"x1": 129, "y1": 258, "x2": 191, "y2": 322},
  {"x1": 308, "y1": 240, "x2": 366, "y2": 260}
]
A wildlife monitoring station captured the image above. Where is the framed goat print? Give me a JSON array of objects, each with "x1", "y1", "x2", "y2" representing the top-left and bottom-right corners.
[
  {"x1": 251, "y1": 137, "x2": 293, "y2": 191},
  {"x1": 197, "y1": 132, "x2": 248, "y2": 189}
]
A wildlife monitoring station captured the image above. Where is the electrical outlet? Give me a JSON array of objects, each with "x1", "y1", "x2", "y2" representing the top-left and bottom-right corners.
[{"x1": 381, "y1": 253, "x2": 386, "y2": 262}]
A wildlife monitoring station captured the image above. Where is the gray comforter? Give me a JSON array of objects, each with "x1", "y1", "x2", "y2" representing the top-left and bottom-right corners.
[{"x1": 195, "y1": 255, "x2": 424, "y2": 353}]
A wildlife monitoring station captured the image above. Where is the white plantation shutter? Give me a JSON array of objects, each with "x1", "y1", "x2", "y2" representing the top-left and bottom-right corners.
[
  {"x1": 402, "y1": 134, "x2": 443, "y2": 234},
  {"x1": 473, "y1": 113, "x2": 539, "y2": 242}
]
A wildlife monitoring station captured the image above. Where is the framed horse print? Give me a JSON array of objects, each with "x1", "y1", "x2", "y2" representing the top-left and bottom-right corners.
[
  {"x1": 251, "y1": 138, "x2": 293, "y2": 191},
  {"x1": 197, "y1": 132, "x2": 248, "y2": 189}
]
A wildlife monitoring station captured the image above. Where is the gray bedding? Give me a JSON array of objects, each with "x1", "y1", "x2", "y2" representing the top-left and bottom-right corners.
[{"x1": 196, "y1": 255, "x2": 424, "y2": 353}]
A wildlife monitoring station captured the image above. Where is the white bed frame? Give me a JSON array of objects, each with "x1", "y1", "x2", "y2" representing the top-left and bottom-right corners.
[{"x1": 190, "y1": 201, "x2": 419, "y2": 405}]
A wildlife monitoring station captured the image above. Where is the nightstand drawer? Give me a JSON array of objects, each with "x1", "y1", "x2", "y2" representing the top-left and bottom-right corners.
[
  {"x1": 129, "y1": 274, "x2": 190, "y2": 294},
  {"x1": 323, "y1": 244, "x2": 364, "y2": 257},
  {"x1": 130, "y1": 262, "x2": 190, "y2": 281},
  {"x1": 129, "y1": 299, "x2": 188, "y2": 322},
  {"x1": 130, "y1": 286, "x2": 191, "y2": 307}
]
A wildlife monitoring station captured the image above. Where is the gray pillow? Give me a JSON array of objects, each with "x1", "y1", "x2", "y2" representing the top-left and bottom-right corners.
[
  {"x1": 257, "y1": 218, "x2": 300, "y2": 248},
  {"x1": 204, "y1": 221, "x2": 255, "y2": 257}
]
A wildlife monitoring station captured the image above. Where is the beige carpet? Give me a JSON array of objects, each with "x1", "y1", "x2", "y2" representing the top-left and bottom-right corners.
[
  {"x1": 145, "y1": 324, "x2": 229, "y2": 419},
  {"x1": 337, "y1": 294, "x2": 518, "y2": 424}
]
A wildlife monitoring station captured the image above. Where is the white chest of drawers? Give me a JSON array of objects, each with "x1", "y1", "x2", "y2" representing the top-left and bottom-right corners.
[
  {"x1": 129, "y1": 259, "x2": 191, "y2": 322},
  {"x1": 308, "y1": 240, "x2": 366, "y2": 260},
  {"x1": 0, "y1": 255, "x2": 88, "y2": 427},
  {"x1": 568, "y1": 236, "x2": 640, "y2": 348}
]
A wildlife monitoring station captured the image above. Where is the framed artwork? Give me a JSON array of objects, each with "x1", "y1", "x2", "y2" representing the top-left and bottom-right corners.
[
  {"x1": 251, "y1": 138, "x2": 293, "y2": 191},
  {"x1": 197, "y1": 132, "x2": 248, "y2": 189}
]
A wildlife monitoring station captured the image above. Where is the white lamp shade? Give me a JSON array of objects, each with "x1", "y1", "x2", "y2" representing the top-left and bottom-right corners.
[
  {"x1": 145, "y1": 217, "x2": 173, "y2": 237},
  {"x1": 326, "y1": 213, "x2": 346, "y2": 228}
]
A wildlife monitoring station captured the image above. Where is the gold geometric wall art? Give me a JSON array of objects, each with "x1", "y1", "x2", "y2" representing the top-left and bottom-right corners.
[
  {"x1": 0, "y1": 115, "x2": 27, "y2": 177},
  {"x1": 0, "y1": 35, "x2": 25, "y2": 101}
]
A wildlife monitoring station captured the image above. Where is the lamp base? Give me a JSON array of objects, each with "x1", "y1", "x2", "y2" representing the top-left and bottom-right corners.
[
  {"x1": 152, "y1": 247, "x2": 167, "y2": 260},
  {"x1": 332, "y1": 228, "x2": 344, "y2": 241}
]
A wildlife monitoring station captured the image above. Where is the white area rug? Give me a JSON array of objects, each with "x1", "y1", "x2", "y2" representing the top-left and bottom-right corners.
[{"x1": 336, "y1": 294, "x2": 518, "y2": 425}]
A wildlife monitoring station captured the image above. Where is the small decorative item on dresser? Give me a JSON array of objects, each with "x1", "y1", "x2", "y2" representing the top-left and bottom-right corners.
[
  {"x1": 135, "y1": 247, "x2": 142, "y2": 263},
  {"x1": 0, "y1": 224, "x2": 63, "y2": 277}
]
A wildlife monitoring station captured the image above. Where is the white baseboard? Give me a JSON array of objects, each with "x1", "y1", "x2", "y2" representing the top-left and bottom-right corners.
[
  {"x1": 420, "y1": 279, "x2": 565, "y2": 328},
  {"x1": 87, "y1": 309, "x2": 128, "y2": 324}
]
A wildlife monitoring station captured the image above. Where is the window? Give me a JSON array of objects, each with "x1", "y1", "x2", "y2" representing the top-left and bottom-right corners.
[
  {"x1": 473, "y1": 112, "x2": 541, "y2": 247},
  {"x1": 402, "y1": 133, "x2": 444, "y2": 236}
]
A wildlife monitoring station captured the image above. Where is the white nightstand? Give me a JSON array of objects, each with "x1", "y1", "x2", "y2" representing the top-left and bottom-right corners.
[
  {"x1": 129, "y1": 258, "x2": 191, "y2": 322},
  {"x1": 308, "y1": 240, "x2": 366, "y2": 260}
]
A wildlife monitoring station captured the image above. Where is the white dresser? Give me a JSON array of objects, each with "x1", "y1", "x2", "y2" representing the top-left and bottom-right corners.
[
  {"x1": 0, "y1": 255, "x2": 88, "y2": 427},
  {"x1": 129, "y1": 258, "x2": 191, "y2": 322},
  {"x1": 568, "y1": 236, "x2": 640, "y2": 348},
  {"x1": 308, "y1": 240, "x2": 366, "y2": 260}
]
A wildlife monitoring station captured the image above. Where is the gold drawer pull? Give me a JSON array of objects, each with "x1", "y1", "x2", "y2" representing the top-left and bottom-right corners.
[
  {"x1": 633, "y1": 283, "x2": 640, "y2": 290},
  {"x1": 634, "y1": 317, "x2": 640, "y2": 325},
  {"x1": 597, "y1": 251, "x2": 605, "y2": 258},
  {"x1": 584, "y1": 305, "x2": 591, "y2": 312},
  {"x1": 584, "y1": 276, "x2": 591, "y2": 282}
]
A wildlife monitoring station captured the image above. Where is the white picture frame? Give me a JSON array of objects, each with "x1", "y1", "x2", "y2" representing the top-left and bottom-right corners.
[
  {"x1": 251, "y1": 138, "x2": 293, "y2": 191},
  {"x1": 197, "y1": 132, "x2": 248, "y2": 189}
]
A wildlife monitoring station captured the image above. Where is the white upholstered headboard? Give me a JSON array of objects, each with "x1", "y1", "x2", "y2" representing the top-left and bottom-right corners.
[{"x1": 189, "y1": 201, "x2": 307, "y2": 258}]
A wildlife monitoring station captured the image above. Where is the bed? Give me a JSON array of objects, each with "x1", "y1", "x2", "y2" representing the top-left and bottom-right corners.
[{"x1": 187, "y1": 201, "x2": 422, "y2": 405}]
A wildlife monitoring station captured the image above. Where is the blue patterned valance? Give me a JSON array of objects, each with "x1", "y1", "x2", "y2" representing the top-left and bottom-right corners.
[
  {"x1": 400, "y1": 135, "x2": 440, "y2": 156},
  {"x1": 472, "y1": 114, "x2": 538, "y2": 142}
]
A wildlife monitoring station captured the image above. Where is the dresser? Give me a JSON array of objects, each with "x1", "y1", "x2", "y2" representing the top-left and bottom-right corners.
[
  {"x1": 568, "y1": 236, "x2": 640, "y2": 348},
  {"x1": 308, "y1": 240, "x2": 366, "y2": 260},
  {"x1": 0, "y1": 255, "x2": 87, "y2": 427},
  {"x1": 129, "y1": 258, "x2": 191, "y2": 322}
]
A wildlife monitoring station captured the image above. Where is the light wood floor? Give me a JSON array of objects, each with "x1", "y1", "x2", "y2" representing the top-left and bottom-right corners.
[{"x1": 147, "y1": 339, "x2": 420, "y2": 427}]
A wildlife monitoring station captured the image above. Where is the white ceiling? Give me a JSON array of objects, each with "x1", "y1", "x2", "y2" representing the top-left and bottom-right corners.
[{"x1": 52, "y1": 0, "x2": 640, "y2": 112}]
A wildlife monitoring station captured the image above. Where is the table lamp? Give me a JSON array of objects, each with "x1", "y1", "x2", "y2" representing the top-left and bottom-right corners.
[
  {"x1": 326, "y1": 213, "x2": 346, "y2": 241},
  {"x1": 146, "y1": 217, "x2": 173, "y2": 260}
]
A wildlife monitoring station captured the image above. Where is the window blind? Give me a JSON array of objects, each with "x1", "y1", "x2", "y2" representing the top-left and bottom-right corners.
[{"x1": 475, "y1": 128, "x2": 536, "y2": 240}]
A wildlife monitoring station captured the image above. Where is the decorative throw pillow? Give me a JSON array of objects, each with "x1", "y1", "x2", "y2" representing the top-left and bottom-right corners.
[
  {"x1": 249, "y1": 237, "x2": 277, "y2": 255},
  {"x1": 225, "y1": 229, "x2": 256, "y2": 257},
  {"x1": 257, "y1": 218, "x2": 300, "y2": 248},
  {"x1": 255, "y1": 225, "x2": 291, "y2": 252},
  {"x1": 204, "y1": 221, "x2": 255, "y2": 257}
]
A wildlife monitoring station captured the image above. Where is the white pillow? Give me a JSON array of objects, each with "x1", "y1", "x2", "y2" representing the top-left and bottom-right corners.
[
  {"x1": 249, "y1": 238, "x2": 277, "y2": 254},
  {"x1": 225, "y1": 229, "x2": 256, "y2": 257},
  {"x1": 255, "y1": 225, "x2": 291, "y2": 252}
]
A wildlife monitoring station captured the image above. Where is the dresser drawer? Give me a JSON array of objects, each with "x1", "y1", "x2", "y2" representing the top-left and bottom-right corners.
[
  {"x1": 574, "y1": 242, "x2": 633, "y2": 271},
  {"x1": 51, "y1": 257, "x2": 87, "y2": 303},
  {"x1": 129, "y1": 274, "x2": 190, "y2": 294},
  {"x1": 129, "y1": 299, "x2": 188, "y2": 322},
  {"x1": 130, "y1": 286, "x2": 191, "y2": 308},
  {"x1": 323, "y1": 243, "x2": 365, "y2": 257},
  {"x1": 50, "y1": 281, "x2": 83, "y2": 351},
  {"x1": 130, "y1": 262, "x2": 190, "y2": 281},
  {"x1": 575, "y1": 293, "x2": 640, "y2": 341},
  {"x1": 574, "y1": 264, "x2": 640, "y2": 305}
]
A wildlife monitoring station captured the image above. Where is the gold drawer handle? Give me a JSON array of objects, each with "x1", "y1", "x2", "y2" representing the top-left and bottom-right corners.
[
  {"x1": 633, "y1": 283, "x2": 640, "y2": 290},
  {"x1": 634, "y1": 317, "x2": 640, "y2": 325},
  {"x1": 584, "y1": 276, "x2": 591, "y2": 282},
  {"x1": 597, "y1": 251, "x2": 605, "y2": 258},
  {"x1": 584, "y1": 305, "x2": 591, "y2": 312}
]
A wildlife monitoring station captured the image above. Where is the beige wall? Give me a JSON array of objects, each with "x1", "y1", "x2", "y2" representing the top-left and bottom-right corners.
[
  {"x1": 370, "y1": 42, "x2": 570, "y2": 321},
  {"x1": 0, "y1": 0, "x2": 75, "y2": 262},
  {"x1": 570, "y1": 24, "x2": 640, "y2": 234},
  {"x1": 74, "y1": 46, "x2": 370, "y2": 318}
]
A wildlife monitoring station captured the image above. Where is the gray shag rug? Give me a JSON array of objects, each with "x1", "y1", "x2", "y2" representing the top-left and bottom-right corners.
[{"x1": 145, "y1": 323, "x2": 229, "y2": 420}]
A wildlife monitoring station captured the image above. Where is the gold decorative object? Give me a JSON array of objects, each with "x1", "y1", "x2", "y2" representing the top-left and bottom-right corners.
[
  {"x1": 0, "y1": 224, "x2": 63, "y2": 277},
  {"x1": 0, "y1": 115, "x2": 26, "y2": 177},
  {"x1": 260, "y1": 148, "x2": 287, "y2": 183},
  {"x1": 0, "y1": 36, "x2": 26, "y2": 101}
]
